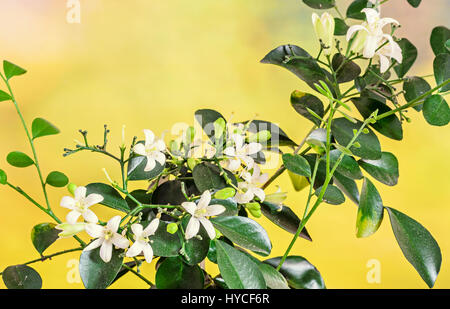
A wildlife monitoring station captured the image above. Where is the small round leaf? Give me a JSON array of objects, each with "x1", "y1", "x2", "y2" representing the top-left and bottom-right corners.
[
  {"x1": 46, "y1": 171, "x2": 69, "y2": 187},
  {"x1": 7, "y1": 151, "x2": 34, "y2": 168},
  {"x1": 2, "y1": 265, "x2": 42, "y2": 289}
]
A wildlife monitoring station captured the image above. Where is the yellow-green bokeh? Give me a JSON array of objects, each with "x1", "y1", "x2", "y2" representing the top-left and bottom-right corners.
[{"x1": 0, "y1": 0, "x2": 448, "y2": 289}]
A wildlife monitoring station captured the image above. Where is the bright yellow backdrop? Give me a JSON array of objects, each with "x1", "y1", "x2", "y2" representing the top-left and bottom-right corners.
[{"x1": 0, "y1": 0, "x2": 448, "y2": 289}]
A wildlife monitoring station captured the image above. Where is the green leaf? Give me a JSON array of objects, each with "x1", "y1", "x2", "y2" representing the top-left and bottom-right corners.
[
  {"x1": 331, "y1": 118, "x2": 382, "y2": 160},
  {"x1": 127, "y1": 153, "x2": 164, "y2": 181},
  {"x1": 423, "y1": 94, "x2": 450, "y2": 126},
  {"x1": 31, "y1": 223, "x2": 59, "y2": 255},
  {"x1": 3, "y1": 60, "x2": 27, "y2": 80},
  {"x1": 125, "y1": 189, "x2": 153, "y2": 219},
  {"x1": 403, "y1": 76, "x2": 431, "y2": 112},
  {"x1": 351, "y1": 96, "x2": 403, "y2": 141},
  {"x1": 79, "y1": 246, "x2": 124, "y2": 289},
  {"x1": 329, "y1": 149, "x2": 363, "y2": 180},
  {"x1": 334, "y1": 18, "x2": 349, "y2": 36},
  {"x1": 394, "y1": 39, "x2": 418, "y2": 78},
  {"x1": 290, "y1": 90, "x2": 324, "y2": 126},
  {"x1": 356, "y1": 177, "x2": 384, "y2": 238},
  {"x1": 244, "y1": 119, "x2": 297, "y2": 147},
  {"x1": 212, "y1": 198, "x2": 238, "y2": 217},
  {"x1": 258, "y1": 263, "x2": 290, "y2": 289},
  {"x1": 430, "y1": 26, "x2": 450, "y2": 56},
  {"x1": 155, "y1": 257, "x2": 204, "y2": 289},
  {"x1": 2, "y1": 265, "x2": 42, "y2": 289},
  {"x1": 333, "y1": 171, "x2": 360, "y2": 205},
  {"x1": 215, "y1": 240, "x2": 266, "y2": 289},
  {"x1": 211, "y1": 216, "x2": 272, "y2": 256},
  {"x1": 282, "y1": 153, "x2": 311, "y2": 178},
  {"x1": 194, "y1": 109, "x2": 226, "y2": 142},
  {"x1": 260, "y1": 45, "x2": 331, "y2": 93},
  {"x1": 0, "y1": 89, "x2": 11, "y2": 102},
  {"x1": 386, "y1": 207, "x2": 441, "y2": 288},
  {"x1": 433, "y1": 53, "x2": 450, "y2": 92},
  {"x1": 287, "y1": 171, "x2": 309, "y2": 191},
  {"x1": 315, "y1": 185, "x2": 345, "y2": 205},
  {"x1": 358, "y1": 152, "x2": 399, "y2": 186},
  {"x1": 261, "y1": 201, "x2": 312, "y2": 241},
  {"x1": 332, "y1": 54, "x2": 361, "y2": 83},
  {"x1": 346, "y1": 0, "x2": 370, "y2": 20},
  {"x1": 147, "y1": 220, "x2": 181, "y2": 257},
  {"x1": 192, "y1": 162, "x2": 236, "y2": 193},
  {"x1": 264, "y1": 256, "x2": 326, "y2": 289},
  {"x1": 406, "y1": 0, "x2": 421, "y2": 7},
  {"x1": 0, "y1": 169, "x2": 7, "y2": 185},
  {"x1": 6, "y1": 151, "x2": 34, "y2": 168},
  {"x1": 152, "y1": 180, "x2": 199, "y2": 207},
  {"x1": 302, "y1": 0, "x2": 335, "y2": 9},
  {"x1": 179, "y1": 216, "x2": 210, "y2": 265},
  {"x1": 31, "y1": 118, "x2": 60, "y2": 140},
  {"x1": 85, "y1": 183, "x2": 130, "y2": 213},
  {"x1": 45, "y1": 171, "x2": 69, "y2": 188}
]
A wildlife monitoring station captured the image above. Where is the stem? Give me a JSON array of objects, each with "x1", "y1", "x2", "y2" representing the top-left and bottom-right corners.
[{"x1": 122, "y1": 263, "x2": 154, "y2": 287}]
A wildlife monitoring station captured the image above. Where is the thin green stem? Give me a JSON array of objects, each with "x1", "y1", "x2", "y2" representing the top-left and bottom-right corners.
[{"x1": 122, "y1": 263, "x2": 154, "y2": 287}]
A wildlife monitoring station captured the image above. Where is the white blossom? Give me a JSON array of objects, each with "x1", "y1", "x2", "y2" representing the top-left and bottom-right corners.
[
  {"x1": 222, "y1": 134, "x2": 262, "y2": 171},
  {"x1": 84, "y1": 216, "x2": 130, "y2": 263},
  {"x1": 126, "y1": 219, "x2": 159, "y2": 263},
  {"x1": 133, "y1": 129, "x2": 166, "y2": 171},
  {"x1": 312, "y1": 12, "x2": 335, "y2": 55},
  {"x1": 181, "y1": 190, "x2": 225, "y2": 240},
  {"x1": 55, "y1": 222, "x2": 86, "y2": 238},
  {"x1": 234, "y1": 165, "x2": 268, "y2": 204},
  {"x1": 60, "y1": 186, "x2": 102, "y2": 224}
]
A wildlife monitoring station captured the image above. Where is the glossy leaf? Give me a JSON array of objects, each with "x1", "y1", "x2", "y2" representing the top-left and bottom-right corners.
[
  {"x1": 127, "y1": 154, "x2": 164, "y2": 181},
  {"x1": 433, "y1": 53, "x2": 450, "y2": 92},
  {"x1": 244, "y1": 119, "x2": 297, "y2": 147},
  {"x1": 79, "y1": 246, "x2": 124, "y2": 289},
  {"x1": 386, "y1": 207, "x2": 441, "y2": 288},
  {"x1": 406, "y1": 0, "x2": 421, "y2": 7},
  {"x1": 430, "y1": 26, "x2": 450, "y2": 56},
  {"x1": 332, "y1": 54, "x2": 361, "y2": 83},
  {"x1": 152, "y1": 180, "x2": 198, "y2": 208},
  {"x1": 211, "y1": 216, "x2": 272, "y2": 256},
  {"x1": 346, "y1": 0, "x2": 370, "y2": 20},
  {"x1": 3, "y1": 60, "x2": 27, "y2": 80},
  {"x1": 302, "y1": 0, "x2": 335, "y2": 9},
  {"x1": 282, "y1": 153, "x2": 311, "y2": 178},
  {"x1": 331, "y1": 118, "x2": 382, "y2": 160},
  {"x1": 31, "y1": 223, "x2": 59, "y2": 255},
  {"x1": 261, "y1": 201, "x2": 312, "y2": 241},
  {"x1": 85, "y1": 183, "x2": 130, "y2": 213},
  {"x1": 334, "y1": 18, "x2": 349, "y2": 36},
  {"x1": 351, "y1": 96, "x2": 403, "y2": 140},
  {"x1": 333, "y1": 171, "x2": 360, "y2": 205},
  {"x1": 315, "y1": 185, "x2": 345, "y2": 205},
  {"x1": 155, "y1": 257, "x2": 204, "y2": 289},
  {"x1": 46, "y1": 171, "x2": 69, "y2": 188},
  {"x1": 394, "y1": 39, "x2": 417, "y2": 78},
  {"x1": 31, "y1": 118, "x2": 60, "y2": 140},
  {"x1": 179, "y1": 216, "x2": 210, "y2": 265},
  {"x1": 192, "y1": 162, "x2": 236, "y2": 193},
  {"x1": 7, "y1": 151, "x2": 34, "y2": 168},
  {"x1": 264, "y1": 256, "x2": 326, "y2": 289},
  {"x1": 403, "y1": 76, "x2": 431, "y2": 112},
  {"x1": 358, "y1": 152, "x2": 399, "y2": 186},
  {"x1": 356, "y1": 178, "x2": 384, "y2": 238},
  {"x1": 329, "y1": 149, "x2": 363, "y2": 180},
  {"x1": 0, "y1": 89, "x2": 11, "y2": 102},
  {"x1": 2, "y1": 265, "x2": 42, "y2": 289},
  {"x1": 258, "y1": 263, "x2": 289, "y2": 289},
  {"x1": 211, "y1": 198, "x2": 238, "y2": 217},
  {"x1": 215, "y1": 240, "x2": 266, "y2": 289},
  {"x1": 147, "y1": 220, "x2": 181, "y2": 257},
  {"x1": 0, "y1": 169, "x2": 7, "y2": 185},
  {"x1": 125, "y1": 189, "x2": 153, "y2": 219},
  {"x1": 290, "y1": 90, "x2": 324, "y2": 125},
  {"x1": 423, "y1": 94, "x2": 450, "y2": 126},
  {"x1": 195, "y1": 109, "x2": 226, "y2": 141}
]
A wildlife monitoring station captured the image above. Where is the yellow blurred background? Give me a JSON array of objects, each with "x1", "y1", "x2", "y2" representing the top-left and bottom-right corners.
[{"x1": 0, "y1": 0, "x2": 449, "y2": 289}]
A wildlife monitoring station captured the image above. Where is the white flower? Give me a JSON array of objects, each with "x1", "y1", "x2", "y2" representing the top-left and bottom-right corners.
[
  {"x1": 235, "y1": 165, "x2": 268, "y2": 204},
  {"x1": 60, "y1": 186, "x2": 102, "y2": 224},
  {"x1": 84, "y1": 216, "x2": 130, "y2": 263},
  {"x1": 312, "y1": 12, "x2": 335, "y2": 55},
  {"x1": 187, "y1": 138, "x2": 217, "y2": 159},
  {"x1": 55, "y1": 222, "x2": 86, "y2": 238},
  {"x1": 223, "y1": 134, "x2": 262, "y2": 171},
  {"x1": 375, "y1": 35, "x2": 403, "y2": 73},
  {"x1": 126, "y1": 219, "x2": 159, "y2": 263},
  {"x1": 346, "y1": 8, "x2": 400, "y2": 59},
  {"x1": 133, "y1": 129, "x2": 166, "y2": 171},
  {"x1": 181, "y1": 190, "x2": 225, "y2": 240}
]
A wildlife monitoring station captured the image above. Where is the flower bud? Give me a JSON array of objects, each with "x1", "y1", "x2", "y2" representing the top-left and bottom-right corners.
[
  {"x1": 67, "y1": 183, "x2": 77, "y2": 196},
  {"x1": 265, "y1": 189, "x2": 288, "y2": 204},
  {"x1": 166, "y1": 223, "x2": 178, "y2": 234},
  {"x1": 215, "y1": 187, "x2": 236, "y2": 200},
  {"x1": 245, "y1": 202, "x2": 261, "y2": 211},
  {"x1": 312, "y1": 12, "x2": 335, "y2": 55},
  {"x1": 55, "y1": 222, "x2": 86, "y2": 238},
  {"x1": 248, "y1": 208, "x2": 262, "y2": 218}
]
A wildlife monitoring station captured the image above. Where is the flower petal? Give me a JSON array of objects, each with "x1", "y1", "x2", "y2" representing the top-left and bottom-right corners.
[
  {"x1": 185, "y1": 217, "x2": 200, "y2": 239},
  {"x1": 142, "y1": 243, "x2": 154, "y2": 264},
  {"x1": 83, "y1": 238, "x2": 103, "y2": 252},
  {"x1": 143, "y1": 218, "x2": 160, "y2": 237},
  {"x1": 66, "y1": 210, "x2": 81, "y2": 224},
  {"x1": 182, "y1": 202, "x2": 197, "y2": 216},
  {"x1": 85, "y1": 223, "x2": 104, "y2": 238},
  {"x1": 144, "y1": 157, "x2": 156, "y2": 171},
  {"x1": 346, "y1": 24, "x2": 368, "y2": 42},
  {"x1": 82, "y1": 209, "x2": 99, "y2": 224},
  {"x1": 112, "y1": 234, "x2": 129, "y2": 249},
  {"x1": 84, "y1": 193, "x2": 104, "y2": 208},
  {"x1": 198, "y1": 217, "x2": 216, "y2": 240},
  {"x1": 74, "y1": 186, "x2": 87, "y2": 201},
  {"x1": 144, "y1": 129, "x2": 155, "y2": 146},
  {"x1": 253, "y1": 188, "x2": 266, "y2": 202},
  {"x1": 197, "y1": 190, "x2": 211, "y2": 209},
  {"x1": 100, "y1": 241, "x2": 113, "y2": 263},
  {"x1": 126, "y1": 241, "x2": 144, "y2": 258},
  {"x1": 131, "y1": 224, "x2": 143, "y2": 237},
  {"x1": 151, "y1": 151, "x2": 166, "y2": 166},
  {"x1": 60, "y1": 196, "x2": 76, "y2": 209},
  {"x1": 204, "y1": 204, "x2": 226, "y2": 217},
  {"x1": 107, "y1": 216, "x2": 122, "y2": 233},
  {"x1": 133, "y1": 143, "x2": 147, "y2": 156}
]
